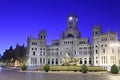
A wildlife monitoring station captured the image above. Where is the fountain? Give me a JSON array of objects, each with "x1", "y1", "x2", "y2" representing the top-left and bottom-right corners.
[{"x1": 62, "y1": 53, "x2": 80, "y2": 66}]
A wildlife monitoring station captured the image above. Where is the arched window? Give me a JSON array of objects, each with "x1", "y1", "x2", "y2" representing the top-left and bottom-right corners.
[
  {"x1": 48, "y1": 59, "x2": 50, "y2": 65},
  {"x1": 56, "y1": 59, "x2": 58, "y2": 65},
  {"x1": 89, "y1": 58, "x2": 91, "y2": 64},
  {"x1": 33, "y1": 51, "x2": 35, "y2": 55},
  {"x1": 52, "y1": 58, "x2": 54, "y2": 65},
  {"x1": 84, "y1": 58, "x2": 87, "y2": 64},
  {"x1": 80, "y1": 58, "x2": 82, "y2": 64}
]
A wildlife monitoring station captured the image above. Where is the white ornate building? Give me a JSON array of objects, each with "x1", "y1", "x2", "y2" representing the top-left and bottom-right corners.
[{"x1": 27, "y1": 14, "x2": 120, "y2": 71}]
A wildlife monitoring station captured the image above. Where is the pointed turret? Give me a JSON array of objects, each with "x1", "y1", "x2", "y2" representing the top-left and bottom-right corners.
[{"x1": 38, "y1": 29, "x2": 46, "y2": 40}]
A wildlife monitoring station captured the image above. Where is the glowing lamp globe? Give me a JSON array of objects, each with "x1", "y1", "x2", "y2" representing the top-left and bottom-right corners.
[{"x1": 69, "y1": 16, "x2": 73, "y2": 21}]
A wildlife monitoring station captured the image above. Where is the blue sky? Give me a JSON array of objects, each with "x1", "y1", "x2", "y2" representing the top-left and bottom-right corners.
[{"x1": 0, "y1": 0, "x2": 120, "y2": 55}]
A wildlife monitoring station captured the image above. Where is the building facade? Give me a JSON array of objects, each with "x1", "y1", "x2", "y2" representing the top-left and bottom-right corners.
[{"x1": 27, "y1": 14, "x2": 120, "y2": 71}]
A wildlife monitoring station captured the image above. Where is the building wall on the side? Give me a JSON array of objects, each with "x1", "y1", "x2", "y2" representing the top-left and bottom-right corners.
[
  {"x1": 92, "y1": 26, "x2": 119, "y2": 71},
  {"x1": 27, "y1": 37, "x2": 47, "y2": 69}
]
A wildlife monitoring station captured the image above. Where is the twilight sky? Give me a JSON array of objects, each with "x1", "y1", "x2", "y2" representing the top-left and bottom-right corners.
[{"x1": 0, "y1": 0, "x2": 120, "y2": 55}]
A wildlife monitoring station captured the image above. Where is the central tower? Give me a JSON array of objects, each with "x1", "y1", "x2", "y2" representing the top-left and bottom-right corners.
[
  {"x1": 61, "y1": 13, "x2": 80, "y2": 39},
  {"x1": 67, "y1": 14, "x2": 78, "y2": 29}
]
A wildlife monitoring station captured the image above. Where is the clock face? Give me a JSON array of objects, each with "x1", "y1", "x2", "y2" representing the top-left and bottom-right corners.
[{"x1": 69, "y1": 16, "x2": 73, "y2": 21}]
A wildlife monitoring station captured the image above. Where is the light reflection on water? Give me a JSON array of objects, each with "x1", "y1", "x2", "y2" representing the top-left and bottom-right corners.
[{"x1": 0, "y1": 69, "x2": 109, "y2": 80}]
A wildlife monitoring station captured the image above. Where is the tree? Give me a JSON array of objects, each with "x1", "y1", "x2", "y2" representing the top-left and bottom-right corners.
[
  {"x1": 44, "y1": 64, "x2": 50, "y2": 72},
  {"x1": 1, "y1": 44, "x2": 27, "y2": 64},
  {"x1": 81, "y1": 64, "x2": 88, "y2": 73},
  {"x1": 1, "y1": 47, "x2": 15, "y2": 62},
  {"x1": 111, "y1": 64, "x2": 119, "y2": 74},
  {"x1": 14, "y1": 44, "x2": 26, "y2": 59},
  {"x1": 21, "y1": 64, "x2": 27, "y2": 71}
]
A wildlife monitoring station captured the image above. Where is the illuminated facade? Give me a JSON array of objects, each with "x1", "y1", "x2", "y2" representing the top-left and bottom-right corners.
[{"x1": 27, "y1": 14, "x2": 120, "y2": 71}]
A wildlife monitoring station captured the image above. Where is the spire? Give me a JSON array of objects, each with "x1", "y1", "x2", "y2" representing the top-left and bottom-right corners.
[{"x1": 38, "y1": 29, "x2": 46, "y2": 39}]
